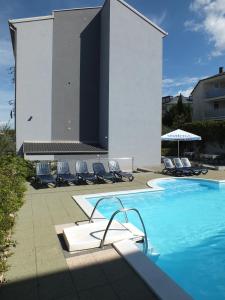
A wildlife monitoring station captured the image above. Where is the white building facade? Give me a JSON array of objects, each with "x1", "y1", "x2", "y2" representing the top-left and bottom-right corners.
[{"x1": 9, "y1": 0, "x2": 167, "y2": 168}]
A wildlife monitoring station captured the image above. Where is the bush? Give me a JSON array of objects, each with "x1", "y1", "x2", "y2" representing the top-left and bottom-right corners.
[
  {"x1": 161, "y1": 147, "x2": 177, "y2": 157},
  {"x1": 0, "y1": 155, "x2": 28, "y2": 277},
  {"x1": 182, "y1": 120, "x2": 225, "y2": 149},
  {"x1": 0, "y1": 125, "x2": 15, "y2": 156}
]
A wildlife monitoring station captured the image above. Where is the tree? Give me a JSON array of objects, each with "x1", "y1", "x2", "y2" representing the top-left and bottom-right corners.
[
  {"x1": 9, "y1": 66, "x2": 15, "y2": 84},
  {"x1": 8, "y1": 66, "x2": 16, "y2": 121},
  {"x1": 162, "y1": 94, "x2": 192, "y2": 128},
  {"x1": 0, "y1": 124, "x2": 15, "y2": 156},
  {"x1": 177, "y1": 94, "x2": 185, "y2": 114}
]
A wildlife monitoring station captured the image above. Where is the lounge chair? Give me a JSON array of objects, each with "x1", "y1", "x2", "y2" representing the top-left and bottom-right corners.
[
  {"x1": 93, "y1": 162, "x2": 116, "y2": 183},
  {"x1": 173, "y1": 158, "x2": 194, "y2": 176},
  {"x1": 57, "y1": 161, "x2": 77, "y2": 184},
  {"x1": 181, "y1": 158, "x2": 208, "y2": 175},
  {"x1": 35, "y1": 162, "x2": 56, "y2": 187},
  {"x1": 75, "y1": 160, "x2": 97, "y2": 183},
  {"x1": 108, "y1": 160, "x2": 134, "y2": 181},
  {"x1": 162, "y1": 158, "x2": 183, "y2": 176}
]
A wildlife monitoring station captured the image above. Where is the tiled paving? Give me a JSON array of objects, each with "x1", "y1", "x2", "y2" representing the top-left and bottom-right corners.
[{"x1": 1, "y1": 169, "x2": 225, "y2": 300}]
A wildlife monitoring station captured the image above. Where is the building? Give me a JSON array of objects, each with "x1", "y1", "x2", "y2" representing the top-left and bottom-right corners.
[
  {"x1": 162, "y1": 95, "x2": 192, "y2": 117},
  {"x1": 9, "y1": 0, "x2": 167, "y2": 168},
  {"x1": 192, "y1": 67, "x2": 225, "y2": 121}
]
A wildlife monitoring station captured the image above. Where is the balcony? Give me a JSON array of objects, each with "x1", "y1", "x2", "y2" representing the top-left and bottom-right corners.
[
  {"x1": 205, "y1": 88, "x2": 225, "y2": 99},
  {"x1": 205, "y1": 108, "x2": 225, "y2": 120}
]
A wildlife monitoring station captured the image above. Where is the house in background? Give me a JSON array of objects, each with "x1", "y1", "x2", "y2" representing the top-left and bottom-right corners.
[
  {"x1": 192, "y1": 67, "x2": 225, "y2": 121},
  {"x1": 9, "y1": 0, "x2": 167, "y2": 168},
  {"x1": 162, "y1": 95, "x2": 192, "y2": 117}
]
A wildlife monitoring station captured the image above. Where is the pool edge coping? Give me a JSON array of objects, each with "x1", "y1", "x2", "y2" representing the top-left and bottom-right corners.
[
  {"x1": 72, "y1": 181, "x2": 193, "y2": 300},
  {"x1": 147, "y1": 176, "x2": 225, "y2": 189}
]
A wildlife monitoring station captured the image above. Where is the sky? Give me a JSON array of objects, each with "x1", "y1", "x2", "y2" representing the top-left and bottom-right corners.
[{"x1": 1, "y1": 0, "x2": 225, "y2": 125}]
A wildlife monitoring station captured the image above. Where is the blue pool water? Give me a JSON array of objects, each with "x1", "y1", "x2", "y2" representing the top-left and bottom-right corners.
[{"x1": 88, "y1": 179, "x2": 225, "y2": 300}]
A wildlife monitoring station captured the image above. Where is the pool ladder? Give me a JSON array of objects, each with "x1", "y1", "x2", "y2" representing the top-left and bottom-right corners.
[{"x1": 89, "y1": 196, "x2": 149, "y2": 254}]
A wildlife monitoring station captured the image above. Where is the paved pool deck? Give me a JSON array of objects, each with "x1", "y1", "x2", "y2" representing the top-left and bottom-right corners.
[{"x1": 1, "y1": 169, "x2": 225, "y2": 300}]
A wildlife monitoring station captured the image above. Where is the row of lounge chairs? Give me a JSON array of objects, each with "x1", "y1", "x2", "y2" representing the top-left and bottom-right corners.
[
  {"x1": 34, "y1": 160, "x2": 134, "y2": 188},
  {"x1": 163, "y1": 157, "x2": 208, "y2": 176}
]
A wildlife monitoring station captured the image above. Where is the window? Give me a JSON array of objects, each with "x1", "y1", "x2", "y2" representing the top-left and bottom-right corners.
[
  {"x1": 214, "y1": 102, "x2": 219, "y2": 110},
  {"x1": 220, "y1": 80, "x2": 225, "y2": 88}
]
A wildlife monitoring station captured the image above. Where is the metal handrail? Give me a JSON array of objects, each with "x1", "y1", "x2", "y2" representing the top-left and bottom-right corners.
[
  {"x1": 89, "y1": 196, "x2": 128, "y2": 223},
  {"x1": 100, "y1": 208, "x2": 149, "y2": 254}
]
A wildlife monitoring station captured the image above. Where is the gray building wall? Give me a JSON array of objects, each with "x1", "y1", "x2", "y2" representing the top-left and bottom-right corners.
[
  {"x1": 99, "y1": 1, "x2": 110, "y2": 149},
  {"x1": 12, "y1": 1, "x2": 165, "y2": 167},
  {"x1": 51, "y1": 8, "x2": 101, "y2": 142},
  {"x1": 14, "y1": 19, "x2": 53, "y2": 152},
  {"x1": 107, "y1": 0, "x2": 164, "y2": 167},
  {"x1": 192, "y1": 83, "x2": 205, "y2": 121}
]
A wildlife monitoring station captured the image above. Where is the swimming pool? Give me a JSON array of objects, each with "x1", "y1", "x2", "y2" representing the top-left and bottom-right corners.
[{"x1": 87, "y1": 178, "x2": 225, "y2": 300}]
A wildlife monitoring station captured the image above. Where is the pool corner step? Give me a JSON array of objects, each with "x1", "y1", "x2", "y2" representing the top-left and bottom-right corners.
[{"x1": 63, "y1": 220, "x2": 144, "y2": 252}]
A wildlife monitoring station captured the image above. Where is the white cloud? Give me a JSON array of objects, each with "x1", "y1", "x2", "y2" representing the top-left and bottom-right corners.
[
  {"x1": 163, "y1": 76, "x2": 202, "y2": 88},
  {"x1": 163, "y1": 75, "x2": 208, "y2": 96},
  {"x1": 177, "y1": 87, "x2": 193, "y2": 97},
  {"x1": 0, "y1": 39, "x2": 14, "y2": 67},
  {"x1": 190, "y1": 0, "x2": 211, "y2": 11},
  {"x1": 163, "y1": 78, "x2": 174, "y2": 85},
  {"x1": 196, "y1": 57, "x2": 204, "y2": 65},
  {"x1": 149, "y1": 10, "x2": 167, "y2": 26},
  {"x1": 184, "y1": 20, "x2": 203, "y2": 32},
  {"x1": 185, "y1": 0, "x2": 225, "y2": 57}
]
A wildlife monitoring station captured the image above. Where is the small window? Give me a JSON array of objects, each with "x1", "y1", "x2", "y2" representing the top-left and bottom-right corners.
[
  {"x1": 214, "y1": 102, "x2": 219, "y2": 110},
  {"x1": 220, "y1": 80, "x2": 225, "y2": 88}
]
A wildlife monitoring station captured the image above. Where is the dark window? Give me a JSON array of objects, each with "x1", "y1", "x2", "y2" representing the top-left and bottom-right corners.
[{"x1": 214, "y1": 102, "x2": 219, "y2": 110}]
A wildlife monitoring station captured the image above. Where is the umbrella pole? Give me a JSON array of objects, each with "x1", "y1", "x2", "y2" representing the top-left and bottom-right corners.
[{"x1": 178, "y1": 140, "x2": 180, "y2": 157}]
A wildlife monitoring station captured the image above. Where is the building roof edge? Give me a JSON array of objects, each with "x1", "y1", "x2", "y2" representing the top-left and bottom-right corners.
[
  {"x1": 191, "y1": 73, "x2": 225, "y2": 95},
  {"x1": 53, "y1": 6, "x2": 102, "y2": 13},
  {"x1": 9, "y1": 15, "x2": 53, "y2": 24},
  {"x1": 116, "y1": 0, "x2": 168, "y2": 36}
]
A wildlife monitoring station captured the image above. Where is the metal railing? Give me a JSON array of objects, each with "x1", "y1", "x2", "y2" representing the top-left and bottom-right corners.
[
  {"x1": 205, "y1": 109, "x2": 225, "y2": 119},
  {"x1": 100, "y1": 208, "x2": 149, "y2": 254},
  {"x1": 89, "y1": 196, "x2": 128, "y2": 223},
  {"x1": 205, "y1": 88, "x2": 225, "y2": 99}
]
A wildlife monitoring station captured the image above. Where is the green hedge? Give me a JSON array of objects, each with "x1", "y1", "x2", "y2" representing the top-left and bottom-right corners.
[
  {"x1": 162, "y1": 120, "x2": 225, "y2": 155},
  {"x1": 182, "y1": 120, "x2": 225, "y2": 148},
  {"x1": 0, "y1": 155, "x2": 31, "y2": 278}
]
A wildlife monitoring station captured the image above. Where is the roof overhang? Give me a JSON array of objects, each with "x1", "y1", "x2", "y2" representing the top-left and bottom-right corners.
[
  {"x1": 23, "y1": 141, "x2": 108, "y2": 155},
  {"x1": 53, "y1": 6, "x2": 102, "y2": 13},
  {"x1": 8, "y1": 0, "x2": 167, "y2": 36},
  {"x1": 9, "y1": 15, "x2": 53, "y2": 25},
  {"x1": 8, "y1": 22, "x2": 16, "y2": 57}
]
